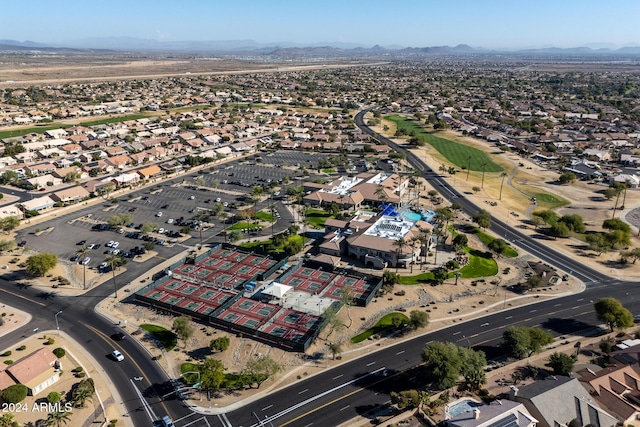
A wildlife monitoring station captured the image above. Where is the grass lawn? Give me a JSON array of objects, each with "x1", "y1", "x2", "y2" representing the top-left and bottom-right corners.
[
  {"x1": 239, "y1": 234, "x2": 305, "y2": 253},
  {"x1": 351, "y1": 312, "x2": 409, "y2": 343},
  {"x1": 140, "y1": 324, "x2": 177, "y2": 351},
  {"x1": 227, "y1": 222, "x2": 264, "y2": 231},
  {"x1": 459, "y1": 249, "x2": 499, "y2": 278},
  {"x1": 80, "y1": 114, "x2": 153, "y2": 127},
  {"x1": 255, "y1": 211, "x2": 275, "y2": 222},
  {"x1": 471, "y1": 227, "x2": 518, "y2": 257},
  {"x1": 530, "y1": 192, "x2": 570, "y2": 211},
  {"x1": 385, "y1": 115, "x2": 502, "y2": 173},
  {"x1": 180, "y1": 362, "x2": 199, "y2": 384},
  {"x1": 305, "y1": 208, "x2": 333, "y2": 229},
  {"x1": 322, "y1": 169, "x2": 337, "y2": 174},
  {"x1": 0, "y1": 123, "x2": 72, "y2": 139}
]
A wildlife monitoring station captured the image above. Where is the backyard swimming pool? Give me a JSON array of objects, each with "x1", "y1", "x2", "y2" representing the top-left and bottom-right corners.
[
  {"x1": 446, "y1": 398, "x2": 483, "y2": 418},
  {"x1": 402, "y1": 210, "x2": 435, "y2": 222}
]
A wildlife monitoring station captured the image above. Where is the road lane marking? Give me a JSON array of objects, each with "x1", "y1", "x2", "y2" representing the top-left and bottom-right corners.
[
  {"x1": 0, "y1": 287, "x2": 46, "y2": 306},
  {"x1": 82, "y1": 322, "x2": 174, "y2": 419},
  {"x1": 505, "y1": 316, "x2": 512, "y2": 320},
  {"x1": 452, "y1": 331, "x2": 461, "y2": 335},
  {"x1": 298, "y1": 389, "x2": 308, "y2": 394},
  {"x1": 396, "y1": 350, "x2": 405, "y2": 355},
  {"x1": 332, "y1": 374, "x2": 343, "y2": 380},
  {"x1": 366, "y1": 361, "x2": 375, "y2": 366},
  {"x1": 262, "y1": 405, "x2": 273, "y2": 411},
  {"x1": 259, "y1": 368, "x2": 386, "y2": 427},
  {"x1": 340, "y1": 405, "x2": 350, "y2": 412}
]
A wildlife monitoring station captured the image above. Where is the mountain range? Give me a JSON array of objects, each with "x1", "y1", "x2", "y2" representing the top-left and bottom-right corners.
[{"x1": 1, "y1": 38, "x2": 640, "y2": 57}]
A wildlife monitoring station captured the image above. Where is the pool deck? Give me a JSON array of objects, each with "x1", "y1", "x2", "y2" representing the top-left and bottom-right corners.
[{"x1": 445, "y1": 397, "x2": 483, "y2": 419}]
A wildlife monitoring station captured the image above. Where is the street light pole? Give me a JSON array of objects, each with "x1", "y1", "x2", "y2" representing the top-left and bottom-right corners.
[{"x1": 55, "y1": 310, "x2": 63, "y2": 335}]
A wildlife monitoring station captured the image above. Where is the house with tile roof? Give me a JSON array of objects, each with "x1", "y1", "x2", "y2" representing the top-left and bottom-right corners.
[
  {"x1": 0, "y1": 348, "x2": 60, "y2": 396},
  {"x1": 578, "y1": 365, "x2": 640, "y2": 425}
]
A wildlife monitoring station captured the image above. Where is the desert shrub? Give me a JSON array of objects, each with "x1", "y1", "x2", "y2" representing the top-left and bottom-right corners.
[
  {"x1": 1, "y1": 384, "x2": 28, "y2": 403},
  {"x1": 53, "y1": 348, "x2": 66, "y2": 358}
]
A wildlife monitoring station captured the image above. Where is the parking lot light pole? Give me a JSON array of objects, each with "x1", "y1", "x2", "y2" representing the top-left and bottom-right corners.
[{"x1": 55, "y1": 310, "x2": 63, "y2": 335}]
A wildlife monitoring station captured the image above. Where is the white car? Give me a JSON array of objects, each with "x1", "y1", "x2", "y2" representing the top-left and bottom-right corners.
[
  {"x1": 156, "y1": 212, "x2": 163, "y2": 217},
  {"x1": 112, "y1": 241, "x2": 120, "y2": 248},
  {"x1": 87, "y1": 244, "x2": 97, "y2": 250},
  {"x1": 215, "y1": 197, "x2": 221, "y2": 203},
  {"x1": 81, "y1": 257, "x2": 91, "y2": 265},
  {"x1": 111, "y1": 350, "x2": 124, "y2": 362},
  {"x1": 223, "y1": 202, "x2": 228, "y2": 207},
  {"x1": 158, "y1": 228, "x2": 165, "y2": 234},
  {"x1": 166, "y1": 219, "x2": 174, "y2": 224},
  {"x1": 106, "y1": 240, "x2": 114, "y2": 247},
  {"x1": 112, "y1": 249, "x2": 120, "y2": 255},
  {"x1": 189, "y1": 195, "x2": 195, "y2": 200}
]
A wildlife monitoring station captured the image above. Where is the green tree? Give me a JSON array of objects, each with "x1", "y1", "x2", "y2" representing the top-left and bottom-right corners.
[
  {"x1": 603, "y1": 217, "x2": 631, "y2": 233},
  {"x1": 421, "y1": 342, "x2": 462, "y2": 389},
  {"x1": 107, "y1": 213, "x2": 133, "y2": 228},
  {"x1": 244, "y1": 356, "x2": 282, "y2": 388},
  {"x1": 594, "y1": 297, "x2": 634, "y2": 332},
  {"x1": 621, "y1": 247, "x2": 640, "y2": 264},
  {"x1": 488, "y1": 238, "x2": 508, "y2": 254},
  {"x1": 71, "y1": 378, "x2": 95, "y2": 408},
  {"x1": 0, "y1": 170, "x2": 19, "y2": 184},
  {"x1": 0, "y1": 414, "x2": 15, "y2": 427},
  {"x1": 199, "y1": 358, "x2": 226, "y2": 392},
  {"x1": 0, "y1": 239, "x2": 16, "y2": 253},
  {"x1": 409, "y1": 310, "x2": 429, "y2": 330},
  {"x1": 503, "y1": 326, "x2": 554, "y2": 359},
  {"x1": 228, "y1": 230, "x2": 242, "y2": 243},
  {"x1": 607, "y1": 229, "x2": 631, "y2": 249},
  {"x1": 547, "y1": 352, "x2": 575, "y2": 376},
  {"x1": 452, "y1": 234, "x2": 468, "y2": 252},
  {"x1": 558, "y1": 171, "x2": 577, "y2": 184},
  {"x1": 390, "y1": 389, "x2": 421, "y2": 410},
  {"x1": 339, "y1": 287, "x2": 355, "y2": 328},
  {"x1": 25, "y1": 252, "x2": 58, "y2": 276},
  {"x1": 97, "y1": 182, "x2": 115, "y2": 199},
  {"x1": 549, "y1": 222, "x2": 571, "y2": 238},
  {"x1": 43, "y1": 410, "x2": 72, "y2": 427},
  {"x1": 433, "y1": 268, "x2": 449, "y2": 285},
  {"x1": 209, "y1": 336, "x2": 230, "y2": 353},
  {"x1": 559, "y1": 214, "x2": 586, "y2": 233},
  {"x1": 47, "y1": 391, "x2": 62, "y2": 403},
  {"x1": 459, "y1": 347, "x2": 487, "y2": 390},
  {"x1": 586, "y1": 233, "x2": 609, "y2": 254},
  {"x1": 141, "y1": 222, "x2": 159, "y2": 235},
  {"x1": 172, "y1": 316, "x2": 195, "y2": 347},
  {"x1": 534, "y1": 209, "x2": 558, "y2": 224},
  {"x1": 472, "y1": 209, "x2": 491, "y2": 229},
  {"x1": 1, "y1": 384, "x2": 28, "y2": 403},
  {"x1": 0, "y1": 216, "x2": 20, "y2": 234}
]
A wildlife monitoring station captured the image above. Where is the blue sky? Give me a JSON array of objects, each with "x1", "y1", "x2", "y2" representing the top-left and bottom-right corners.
[{"x1": 4, "y1": 0, "x2": 639, "y2": 49}]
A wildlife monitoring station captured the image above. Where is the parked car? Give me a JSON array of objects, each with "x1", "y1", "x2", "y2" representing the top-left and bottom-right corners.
[
  {"x1": 112, "y1": 241, "x2": 119, "y2": 248},
  {"x1": 87, "y1": 244, "x2": 97, "y2": 250},
  {"x1": 77, "y1": 240, "x2": 86, "y2": 245},
  {"x1": 166, "y1": 219, "x2": 174, "y2": 224},
  {"x1": 18, "y1": 240, "x2": 27, "y2": 247},
  {"x1": 81, "y1": 257, "x2": 91, "y2": 265},
  {"x1": 156, "y1": 212, "x2": 163, "y2": 217},
  {"x1": 158, "y1": 228, "x2": 165, "y2": 234},
  {"x1": 70, "y1": 255, "x2": 80, "y2": 262},
  {"x1": 106, "y1": 241, "x2": 114, "y2": 247},
  {"x1": 215, "y1": 197, "x2": 221, "y2": 203},
  {"x1": 111, "y1": 350, "x2": 124, "y2": 362}
]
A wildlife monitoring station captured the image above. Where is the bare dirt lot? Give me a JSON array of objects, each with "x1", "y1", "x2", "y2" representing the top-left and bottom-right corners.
[{"x1": 0, "y1": 53, "x2": 379, "y2": 87}]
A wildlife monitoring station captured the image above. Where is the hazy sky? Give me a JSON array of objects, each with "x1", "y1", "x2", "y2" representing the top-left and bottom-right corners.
[{"x1": 4, "y1": 0, "x2": 638, "y2": 49}]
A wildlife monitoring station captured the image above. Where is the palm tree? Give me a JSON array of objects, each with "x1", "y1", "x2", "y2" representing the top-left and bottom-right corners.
[
  {"x1": 75, "y1": 245, "x2": 92, "y2": 290},
  {"x1": 106, "y1": 254, "x2": 125, "y2": 299},
  {"x1": 71, "y1": 386, "x2": 94, "y2": 408},
  {"x1": 43, "y1": 410, "x2": 72, "y2": 427},
  {"x1": 393, "y1": 238, "x2": 409, "y2": 272},
  {"x1": 0, "y1": 414, "x2": 15, "y2": 427},
  {"x1": 499, "y1": 171, "x2": 508, "y2": 200}
]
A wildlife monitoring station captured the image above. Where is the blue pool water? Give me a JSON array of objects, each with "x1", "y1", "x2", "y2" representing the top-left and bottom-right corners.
[
  {"x1": 403, "y1": 212, "x2": 422, "y2": 221},
  {"x1": 402, "y1": 210, "x2": 435, "y2": 222},
  {"x1": 447, "y1": 399, "x2": 483, "y2": 417}
]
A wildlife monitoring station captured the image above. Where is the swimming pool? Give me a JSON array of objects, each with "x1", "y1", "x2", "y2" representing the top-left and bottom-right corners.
[
  {"x1": 446, "y1": 398, "x2": 483, "y2": 418},
  {"x1": 403, "y1": 212, "x2": 422, "y2": 221},
  {"x1": 402, "y1": 210, "x2": 435, "y2": 222}
]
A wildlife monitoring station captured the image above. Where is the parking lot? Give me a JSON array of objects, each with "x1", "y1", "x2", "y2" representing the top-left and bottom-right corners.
[{"x1": 12, "y1": 150, "x2": 367, "y2": 276}]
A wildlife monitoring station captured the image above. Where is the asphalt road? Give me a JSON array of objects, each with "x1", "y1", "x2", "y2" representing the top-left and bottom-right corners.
[{"x1": 2, "y1": 135, "x2": 639, "y2": 427}]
